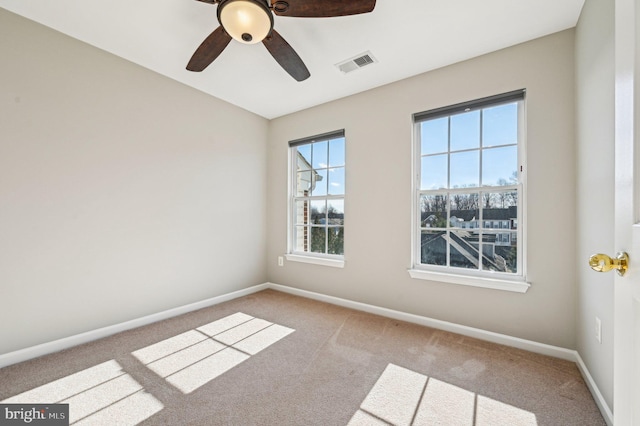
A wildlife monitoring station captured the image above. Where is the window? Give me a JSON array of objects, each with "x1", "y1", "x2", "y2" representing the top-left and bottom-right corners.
[
  {"x1": 411, "y1": 90, "x2": 527, "y2": 290},
  {"x1": 288, "y1": 130, "x2": 345, "y2": 267}
]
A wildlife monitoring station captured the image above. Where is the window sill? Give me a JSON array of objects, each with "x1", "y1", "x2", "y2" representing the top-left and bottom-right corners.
[
  {"x1": 408, "y1": 269, "x2": 530, "y2": 293},
  {"x1": 285, "y1": 254, "x2": 345, "y2": 268}
]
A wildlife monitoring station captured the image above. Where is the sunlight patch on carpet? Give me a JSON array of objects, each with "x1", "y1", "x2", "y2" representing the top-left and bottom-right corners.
[
  {"x1": 359, "y1": 364, "x2": 426, "y2": 425},
  {"x1": 349, "y1": 363, "x2": 537, "y2": 426},
  {"x1": 415, "y1": 377, "x2": 475, "y2": 425},
  {"x1": 132, "y1": 312, "x2": 294, "y2": 394},
  {"x1": 165, "y1": 347, "x2": 249, "y2": 394},
  {"x1": 1, "y1": 312, "x2": 294, "y2": 423},
  {"x1": 475, "y1": 395, "x2": 538, "y2": 425},
  {"x1": 1, "y1": 360, "x2": 163, "y2": 425}
]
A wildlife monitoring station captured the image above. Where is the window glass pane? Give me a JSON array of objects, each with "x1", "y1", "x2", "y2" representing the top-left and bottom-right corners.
[
  {"x1": 310, "y1": 227, "x2": 326, "y2": 254},
  {"x1": 483, "y1": 102, "x2": 518, "y2": 147},
  {"x1": 421, "y1": 154, "x2": 448, "y2": 190},
  {"x1": 329, "y1": 138, "x2": 345, "y2": 167},
  {"x1": 296, "y1": 170, "x2": 312, "y2": 196},
  {"x1": 297, "y1": 144, "x2": 312, "y2": 167},
  {"x1": 481, "y1": 190, "x2": 517, "y2": 272},
  {"x1": 421, "y1": 230, "x2": 446, "y2": 266},
  {"x1": 293, "y1": 226, "x2": 309, "y2": 252},
  {"x1": 310, "y1": 169, "x2": 328, "y2": 196},
  {"x1": 481, "y1": 231, "x2": 501, "y2": 271},
  {"x1": 450, "y1": 110, "x2": 480, "y2": 151},
  {"x1": 327, "y1": 199, "x2": 344, "y2": 225},
  {"x1": 450, "y1": 230, "x2": 479, "y2": 269},
  {"x1": 504, "y1": 232, "x2": 518, "y2": 272},
  {"x1": 421, "y1": 118, "x2": 448, "y2": 155},
  {"x1": 449, "y1": 193, "x2": 479, "y2": 229},
  {"x1": 327, "y1": 227, "x2": 344, "y2": 255},
  {"x1": 294, "y1": 200, "x2": 310, "y2": 225},
  {"x1": 420, "y1": 194, "x2": 448, "y2": 228},
  {"x1": 450, "y1": 150, "x2": 479, "y2": 188},
  {"x1": 483, "y1": 232, "x2": 518, "y2": 273},
  {"x1": 312, "y1": 141, "x2": 328, "y2": 169},
  {"x1": 482, "y1": 146, "x2": 517, "y2": 186},
  {"x1": 310, "y1": 200, "x2": 326, "y2": 224},
  {"x1": 328, "y1": 167, "x2": 345, "y2": 195},
  {"x1": 484, "y1": 190, "x2": 518, "y2": 211}
]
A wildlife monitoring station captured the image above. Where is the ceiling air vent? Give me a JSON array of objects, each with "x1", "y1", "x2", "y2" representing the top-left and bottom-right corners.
[{"x1": 336, "y1": 51, "x2": 377, "y2": 74}]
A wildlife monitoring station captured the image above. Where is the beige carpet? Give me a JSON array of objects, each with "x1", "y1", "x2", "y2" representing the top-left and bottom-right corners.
[{"x1": 0, "y1": 289, "x2": 605, "y2": 425}]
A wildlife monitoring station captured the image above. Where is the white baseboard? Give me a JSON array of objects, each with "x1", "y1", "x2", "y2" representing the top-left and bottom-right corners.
[
  {"x1": 0, "y1": 283, "x2": 269, "y2": 369},
  {"x1": 575, "y1": 353, "x2": 614, "y2": 425},
  {"x1": 0, "y1": 281, "x2": 614, "y2": 425}
]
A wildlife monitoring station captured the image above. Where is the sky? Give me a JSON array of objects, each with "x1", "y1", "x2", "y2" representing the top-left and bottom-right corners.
[{"x1": 420, "y1": 102, "x2": 518, "y2": 190}]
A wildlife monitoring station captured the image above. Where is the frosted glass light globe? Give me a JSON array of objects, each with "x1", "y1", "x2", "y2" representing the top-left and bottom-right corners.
[{"x1": 219, "y1": 0, "x2": 273, "y2": 44}]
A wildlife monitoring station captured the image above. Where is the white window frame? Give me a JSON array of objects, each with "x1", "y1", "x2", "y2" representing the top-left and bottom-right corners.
[
  {"x1": 409, "y1": 90, "x2": 530, "y2": 293},
  {"x1": 286, "y1": 130, "x2": 346, "y2": 268}
]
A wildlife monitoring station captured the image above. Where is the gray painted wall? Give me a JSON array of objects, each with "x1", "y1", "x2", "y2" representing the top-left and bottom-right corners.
[
  {"x1": 267, "y1": 30, "x2": 577, "y2": 349},
  {"x1": 0, "y1": 10, "x2": 269, "y2": 355},
  {"x1": 575, "y1": 0, "x2": 615, "y2": 409}
]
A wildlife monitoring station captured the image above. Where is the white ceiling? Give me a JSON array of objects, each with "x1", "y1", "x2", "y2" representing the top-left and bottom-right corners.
[{"x1": 0, "y1": 0, "x2": 585, "y2": 119}]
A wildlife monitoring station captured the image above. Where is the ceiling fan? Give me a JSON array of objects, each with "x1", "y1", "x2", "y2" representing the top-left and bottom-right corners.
[{"x1": 186, "y1": 0, "x2": 377, "y2": 81}]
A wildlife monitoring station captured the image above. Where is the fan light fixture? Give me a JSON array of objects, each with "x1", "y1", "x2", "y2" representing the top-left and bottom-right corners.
[
  {"x1": 187, "y1": 0, "x2": 376, "y2": 81},
  {"x1": 218, "y1": 0, "x2": 274, "y2": 44}
]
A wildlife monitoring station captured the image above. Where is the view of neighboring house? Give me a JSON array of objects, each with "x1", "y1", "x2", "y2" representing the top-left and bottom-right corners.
[
  {"x1": 292, "y1": 151, "x2": 320, "y2": 252},
  {"x1": 422, "y1": 205, "x2": 518, "y2": 273}
]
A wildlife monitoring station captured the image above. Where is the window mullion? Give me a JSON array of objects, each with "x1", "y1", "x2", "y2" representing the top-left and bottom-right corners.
[
  {"x1": 447, "y1": 116, "x2": 452, "y2": 190},
  {"x1": 479, "y1": 109, "x2": 484, "y2": 187},
  {"x1": 446, "y1": 117, "x2": 451, "y2": 267},
  {"x1": 479, "y1": 190, "x2": 484, "y2": 271},
  {"x1": 478, "y1": 111, "x2": 483, "y2": 271},
  {"x1": 325, "y1": 143, "x2": 330, "y2": 254},
  {"x1": 418, "y1": 185, "x2": 518, "y2": 197},
  {"x1": 479, "y1": 190, "x2": 485, "y2": 271},
  {"x1": 446, "y1": 198, "x2": 451, "y2": 268}
]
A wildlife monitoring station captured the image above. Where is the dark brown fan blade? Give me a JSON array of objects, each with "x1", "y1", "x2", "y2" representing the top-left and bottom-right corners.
[
  {"x1": 271, "y1": 0, "x2": 375, "y2": 17},
  {"x1": 263, "y1": 29, "x2": 310, "y2": 81},
  {"x1": 186, "y1": 26, "x2": 232, "y2": 72}
]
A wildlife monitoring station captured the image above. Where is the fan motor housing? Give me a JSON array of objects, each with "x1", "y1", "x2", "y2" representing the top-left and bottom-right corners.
[{"x1": 272, "y1": 1, "x2": 289, "y2": 13}]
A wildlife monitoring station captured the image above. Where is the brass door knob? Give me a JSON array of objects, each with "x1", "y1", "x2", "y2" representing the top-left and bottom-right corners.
[{"x1": 589, "y1": 252, "x2": 629, "y2": 276}]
